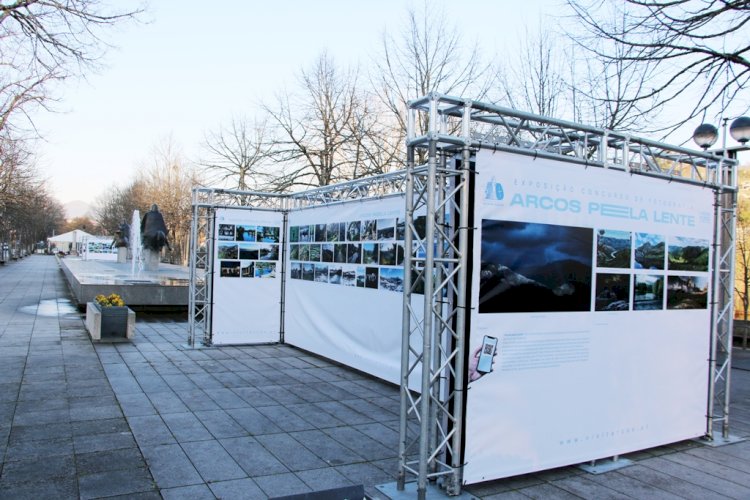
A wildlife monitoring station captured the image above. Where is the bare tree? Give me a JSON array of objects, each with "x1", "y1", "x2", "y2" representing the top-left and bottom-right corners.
[
  {"x1": 372, "y1": 3, "x2": 494, "y2": 146},
  {"x1": 200, "y1": 117, "x2": 272, "y2": 191},
  {"x1": 566, "y1": 0, "x2": 750, "y2": 132},
  {"x1": 93, "y1": 179, "x2": 149, "y2": 234},
  {"x1": 263, "y1": 52, "x2": 397, "y2": 191}
]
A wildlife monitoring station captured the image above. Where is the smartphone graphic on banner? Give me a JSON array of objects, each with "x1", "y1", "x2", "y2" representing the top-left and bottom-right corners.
[{"x1": 477, "y1": 335, "x2": 498, "y2": 374}]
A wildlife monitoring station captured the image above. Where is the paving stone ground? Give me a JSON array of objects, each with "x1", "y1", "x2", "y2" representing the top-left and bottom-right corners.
[{"x1": 1, "y1": 254, "x2": 749, "y2": 499}]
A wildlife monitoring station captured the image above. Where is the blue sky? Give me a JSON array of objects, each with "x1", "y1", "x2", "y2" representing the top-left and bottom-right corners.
[{"x1": 30, "y1": 0, "x2": 746, "y2": 206}]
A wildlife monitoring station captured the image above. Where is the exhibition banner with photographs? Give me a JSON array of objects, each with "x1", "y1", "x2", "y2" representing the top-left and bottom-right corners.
[
  {"x1": 285, "y1": 195, "x2": 422, "y2": 385},
  {"x1": 463, "y1": 150, "x2": 714, "y2": 483},
  {"x1": 83, "y1": 237, "x2": 118, "y2": 261},
  {"x1": 212, "y1": 208, "x2": 283, "y2": 344}
]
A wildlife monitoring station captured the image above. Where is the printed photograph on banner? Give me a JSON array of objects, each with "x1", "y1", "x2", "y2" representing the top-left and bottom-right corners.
[
  {"x1": 326, "y1": 222, "x2": 340, "y2": 242},
  {"x1": 414, "y1": 215, "x2": 426, "y2": 239},
  {"x1": 289, "y1": 244, "x2": 299, "y2": 261},
  {"x1": 380, "y1": 267, "x2": 404, "y2": 292},
  {"x1": 329, "y1": 265, "x2": 343, "y2": 284},
  {"x1": 309, "y1": 244, "x2": 321, "y2": 262},
  {"x1": 289, "y1": 226, "x2": 299, "y2": 243},
  {"x1": 290, "y1": 263, "x2": 301, "y2": 279},
  {"x1": 668, "y1": 237, "x2": 709, "y2": 271},
  {"x1": 315, "y1": 224, "x2": 327, "y2": 242},
  {"x1": 362, "y1": 220, "x2": 377, "y2": 240},
  {"x1": 258, "y1": 226, "x2": 280, "y2": 243},
  {"x1": 667, "y1": 276, "x2": 708, "y2": 309},
  {"x1": 377, "y1": 218, "x2": 396, "y2": 240},
  {"x1": 595, "y1": 273, "x2": 630, "y2": 311},
  {"x1": 356, "y1": 266, "x2": 365, "y2": 287},
  {"x1": 322, "y1": 243, "x2": 334, "y2": 262},
  {"x1": 334, "y1": 244, "x2": 347, "y2": 263},
  {"x1": 365, "y1": 266, "x2": 379, "y2": 289},
  {"x1": 241, "y1": 261, "x2": 255, "y2": 278},
  {"x1": 633, "y1": 274, "x2": 664, "y2": 310},
  {"x1": 314, "y1": 264, "x2": 329, "y2": 283},
  {"x1": 299, "y1": 244, "x2": 310, "y2": 261},
  {"x1": 379, "y1": 242, "x2": 397, "y2": 265},
  {"x1": 220, "y1": 260, "x2": 240, "y2": 277},
  {"x1": 363, "y1": 242, "x2": 378, "y2": 264},
  {"x1": 479, "y1": 220, "x2": 593, "y2": 313},
  {"x1": 299, "y1": 225, "x2": 312, "y2": 242},
  {"x1": 347, "y1": 244, "x2": 361, "y2": 263},
  {"x1": 395, "y1": 242, "x2": 405, "y2": 265},
  {"x1": 596, "y1": 229, "x2": 631, "y2": 268},
  {"x1": 236, "y1": 225, "x2": 256, "y2": 242},
  {"x1": 347, "y1": 221, "x2": 361, "y2": 241},
  {"x1": 411, "y1": 269, "x2": 425, "y2": 295},
  {"x1": 239, "y1": 243, "x2": 259, "y2": 260},
  {"x1": 218, "y1": 243, "x2": 239, "y2": 260},
  {"x1": 342, "y1": 266, "x2": 357, "y2": 286},
  {"x1": 634, "y1": 233, "x2": 665, "y2": 270},
  {"x1": 218, "y1": 224, "x2": 235, "y2": 240},
  {"x1": 255, "y1": 262, "x2": 276, "y2": 278},
  {"x1": 302, "y1": 263, "x2": 314, "y2": 281},
  {"x1": 396, "y1": 218, "x2": 406, "y2": 240},
  {"x1": 258, "y1": 244, "x2": 278, "y2": 261}
]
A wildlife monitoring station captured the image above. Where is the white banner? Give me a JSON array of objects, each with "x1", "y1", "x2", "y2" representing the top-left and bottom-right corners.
[
  {"x1": 284, "y1": 196, "x2": 422, "y2": 385},
  {"x1": 211, "y1": 208, "x2": 284, "y2": 345},
  {"x1": 83, "y1": 237, "x2": 117, "y2": 261},
  {"x1": 464, "y1": 150, "x2": 714, "y2": 483}
]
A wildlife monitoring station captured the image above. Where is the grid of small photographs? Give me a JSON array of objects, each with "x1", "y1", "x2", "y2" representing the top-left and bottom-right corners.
[
  {"x1": 217, "y1": 223, "x2": 280, "y2": 279},
  {"x1": 595, "y1": 229, "x2": 709, "y2": 312},
  {"x1": 288, "y1": 218, "x2": 408, "y2": 293}
]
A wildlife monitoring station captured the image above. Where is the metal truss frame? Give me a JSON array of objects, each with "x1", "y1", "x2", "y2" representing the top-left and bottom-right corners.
[
  {"x1": 187, "y1": 173, "x2": 409, "y2": 347},
  {"x1": 396, "y1": 93, "x2": 737, "y2": 497}
]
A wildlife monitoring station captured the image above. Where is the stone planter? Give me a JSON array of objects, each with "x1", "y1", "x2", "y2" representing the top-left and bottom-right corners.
[{"x1": 85, "y1": 302, "x2": 135, "y2": 341}]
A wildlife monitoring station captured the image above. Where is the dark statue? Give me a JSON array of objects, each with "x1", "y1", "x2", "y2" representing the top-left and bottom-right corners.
[
  {"x1": 111, "y1": 220, "x2": 130, "y2": 248},
  {"x1": 140, "y1": 204, "x2": 171, "y2": 252}
]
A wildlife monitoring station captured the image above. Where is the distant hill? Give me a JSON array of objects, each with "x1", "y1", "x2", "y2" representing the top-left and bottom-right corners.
[{"x1": 63, "y1": 200, "x2": 93, "y2": 220}]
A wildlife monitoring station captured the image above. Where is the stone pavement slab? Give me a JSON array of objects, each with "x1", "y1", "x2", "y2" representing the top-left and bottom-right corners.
[{"x1": 2, "y1": 255, "x2": 750, "y2": 499}]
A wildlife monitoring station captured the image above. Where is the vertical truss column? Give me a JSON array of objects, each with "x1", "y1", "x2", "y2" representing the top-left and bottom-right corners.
[
  {"x1": 398, "y1": 95, "x2": 472, "y2": 497},
  {"x1": 707, "y1": 160, "x2": 737, "y2": 440},
  {"x1": 188, "y1": 189, "x2": 215, "y2": 347}
]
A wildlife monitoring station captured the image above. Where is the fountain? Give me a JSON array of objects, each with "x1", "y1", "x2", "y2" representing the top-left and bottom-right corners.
[{"x1": 130, "y1": 210, "x2": 142, "y2": 276}]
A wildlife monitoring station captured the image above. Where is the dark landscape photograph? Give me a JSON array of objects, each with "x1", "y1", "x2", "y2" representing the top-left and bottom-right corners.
[
  {"x1": 218, "y1": 224, "x2": 235, "y2": 241},
  {"x1": 347, "y1": 221, "x2": 361, "y2": 241},
  {"x1": 633, "y1": 274, "x2": 664, "y2": 310},
  {"x1": 299, "y1": 225, "x2": 312, "y2": 242},
  {"x1": 362, "y1": 220, "x2": 377, "y2": 240},
  {"x1": 238, "y1": 243, "x2": 259, "y2": 260},
  {"x1": 595, "y1": 273, "x2": 630, "y2": 311},
  {"x1": 241, "y1": 262, "x2": 255, "y2": 278},
  {"x1": 236, "y1": 225, "x2": 257, "y2": 242},
  {"x1": 290, "y1": 263, "x2": 302, "y2": 279},
  {"x1": 668, "y1": 236, "x2": 709, "y2": 271},
  {"x1": 334, "y1": 244, "x2": 347, "y2": 263},
  {"x1": 597, "y1": 229, "x2": 631, "y2": 268},
  {"x1": 379, "y1": 242, "x2": 397, "y2": 265},
  {"x1": 478, "y1": 219, "x2": 593, "y2": 313},
  {"x1": 218, "y1": 243, "x2": 239, "y2": 260},
  {"x1": 667, "y1": 275, "x2": 708, "y2": 309},
  {"x1": 347, "y1": 244, "x2": 361, "y2": 264},
  {"x1": 220, "y1": 260, "x2": 241, "y2": 277},
  {"x1": 322, "y1": 243, "x2": 334, "y2": 262},
  {"x1": 302, "y1": 263, "x2": 314, "y2": 281},
  {"x1": 309, "y1": 244, "x2": 321, "y2": 262},
  {"x1": 365, "y1": 266, "x2": 379, "y2": 289},
  {"x1": 396, "y1": 218, "x2": 406, "y2": 240},
  {"x1": 258, "y1": 244, "x2": 278, "y2": 261},
  {"x1": 258, "y1": 226, "x2": 279, "y2": 243},
  {"x1": 315, "y1": 224, "x2": 327, "y2": 242},
  {"x1": 289, "y1": 244, "x2": 299, "y2": 261},
  {"x1": 356, "y1": 266, "x2": 365, "y2": 287},
  {"x1": 634, "y1": 233, "x2": 665, "y2": 270},
  {"x1": 326, "y1": 222, "x2": 340, "y2": 242},
  {"x1": 289, "y1": 226, "x2": 299, "y2": 243},
  {"x1": 298, "y1": 244, "x2": 310, "y2": 262},
  {"x1": 377, "y1": 218, "x2": 396, "y2": 240}
]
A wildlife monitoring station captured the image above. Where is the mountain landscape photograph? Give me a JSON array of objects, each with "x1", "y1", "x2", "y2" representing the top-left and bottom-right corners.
[
  {"x1": 479, "y1": 220, "x2": 593, "y2": 313},
  {"x1": 597, "y1": 229, "x2": 632, "y2": 268},
  {"x1": 668, "y1": 237, "x2": 710, "y2": 271},
  {"x1": 634, "y1": 233, "x2": 665, "y2": 269}
]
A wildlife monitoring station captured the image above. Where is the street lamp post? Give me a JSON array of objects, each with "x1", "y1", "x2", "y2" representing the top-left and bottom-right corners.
[{"x1": 693, "y1": 116, "x2": 750, "y2": 158}]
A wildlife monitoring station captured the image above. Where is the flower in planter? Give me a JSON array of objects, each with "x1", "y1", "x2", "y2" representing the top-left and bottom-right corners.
[{"x1": 94, "y1": 293, "x2": 126, "y2": 307}]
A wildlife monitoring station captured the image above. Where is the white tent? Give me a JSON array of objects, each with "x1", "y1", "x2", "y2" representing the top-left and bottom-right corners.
[{"x1": 47, "y1": 229, "x2": 97, "y2": 253}]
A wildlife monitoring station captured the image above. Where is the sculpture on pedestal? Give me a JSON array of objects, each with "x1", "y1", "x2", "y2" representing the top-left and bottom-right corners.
[
  {"x1": 140, "y1": 204, "x2": 170, "y2": 270},
  {"x1": 111, "y1": 220, "x2": 131, "y2": 263}
]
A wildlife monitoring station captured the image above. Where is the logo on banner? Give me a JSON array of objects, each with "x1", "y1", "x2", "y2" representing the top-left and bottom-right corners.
[{"x1": 485, "y1": 177, "x2": 504, "y2": 201}]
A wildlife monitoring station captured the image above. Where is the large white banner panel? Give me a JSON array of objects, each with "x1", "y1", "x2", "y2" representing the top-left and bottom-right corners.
[
  {"x1": 285, "y1": 196, "x2": 422, "y2": 385},
  {"x1": 464, "y1": 150, "x2": 714, "y2": 483},
  {"x1": 211, "y1": 208, "x2": 283, "y2": 345}
]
